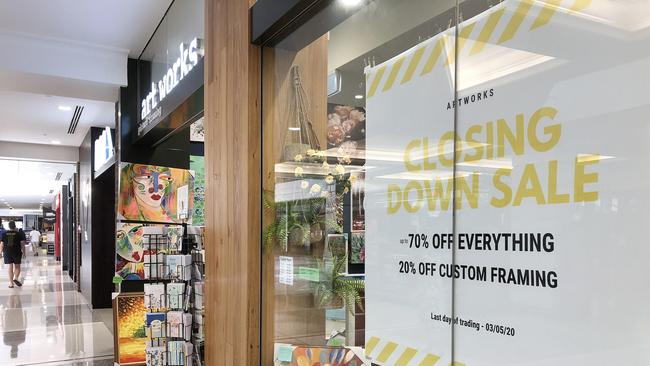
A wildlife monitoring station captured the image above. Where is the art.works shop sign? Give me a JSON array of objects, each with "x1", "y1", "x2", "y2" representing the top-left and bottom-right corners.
[{"x1": 138, "y1": 38, "x2": 204, "y2": 138}]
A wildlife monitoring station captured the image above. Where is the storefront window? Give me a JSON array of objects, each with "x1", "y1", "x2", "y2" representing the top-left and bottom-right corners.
[
  {"x1": 262, "y1": 0, "x2": 650, "y2": 364},
  {"x1": 262, "y1": 1, "x2": 456, "y2": 364}
]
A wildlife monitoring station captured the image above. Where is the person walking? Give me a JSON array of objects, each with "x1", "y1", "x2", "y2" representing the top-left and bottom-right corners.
[
  {"x1": 28, "y1": 227, "x2": 40, "y2": 257},
  {"x1": 0, "y1": 221, "x2": 26, "y2": 288},
  {"x1": 0, "y1": 220, "x2": 5, "y2": 244}
]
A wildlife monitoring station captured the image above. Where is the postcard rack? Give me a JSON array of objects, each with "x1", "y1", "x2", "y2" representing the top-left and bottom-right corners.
[{"x1": 143, "y1": 227, "x2": 205, "y2": 366}]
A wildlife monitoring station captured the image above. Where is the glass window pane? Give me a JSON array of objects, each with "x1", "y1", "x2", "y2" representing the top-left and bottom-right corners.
[
  {"x1": 454, "y1": 0, "x2": 650, "y2": 364},
  {"x1": 261, "y1": 0, "x2": 457, "y2": 364}
]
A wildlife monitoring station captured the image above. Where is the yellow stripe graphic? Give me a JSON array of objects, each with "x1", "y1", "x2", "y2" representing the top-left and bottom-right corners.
[
  {"x1": 450, "y1": 363, "x2": 465, "y2": 366},
  {"x1": 470, "y1": 8, "x2": 505, "y2": 55},
  {"x1": 419, "y1": 354, "x2": 441, "y2": 366},
  {"x1": 394, "y1": 347, "x2": 418, "y2": 366},
  {"x1": 446, "y1": 22, "x2": 476, "y2": 65},
  {"x1": 530, "y1": 0, "x2": 562, "y2": 30},
  {"x1": 383, "y1": 56, "x2": 406, "y2": 92},
  {"x1": 497, "y1": 0, "x2": 533, "y2": 44},
  {"x1": 571, "y1": 0, "x2": 591, "y2": 11},
  {"x1": 376, "y1": 341, "x2": 399, "y2": 363},
  {"x1": 365, "y1": 336, "x2": 381, "y2": 356},
  {"x1": 367, "y1": 66, "x2": 387, "y2": 98},
  {"x1": 401, "y1": 47, "x2": 426, "y2": 84},
  {"x1": 421, "y1": 38, "x2": 446, "y2": 75}
]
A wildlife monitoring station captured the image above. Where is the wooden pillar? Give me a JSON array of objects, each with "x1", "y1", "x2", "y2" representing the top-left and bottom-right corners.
[{"x1": 204, "y1": 0, "x2": 261, "y2": 365}]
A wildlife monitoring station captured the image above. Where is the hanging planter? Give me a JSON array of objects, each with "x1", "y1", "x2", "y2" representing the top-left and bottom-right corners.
[{"x1": 281, "y1": 65, "x2": 322, "y2": 162}]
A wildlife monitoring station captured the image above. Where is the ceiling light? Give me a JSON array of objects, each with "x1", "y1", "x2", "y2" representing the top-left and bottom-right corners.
[
  {"x1": 354, "y1": 94, "x2": 364, "y2": 99},
  {"x1": 58, "y1": 105, "x2": 71, "y2": 111},
  {"x1": 340, "y1": 0, "x2": 362, "y2": 7},
  {"x1": 288, "y1": 127, "x2": 301, "y2": 131},
  {"x1": 51, "y1": 140, "x2": 61, "y2": 145}
]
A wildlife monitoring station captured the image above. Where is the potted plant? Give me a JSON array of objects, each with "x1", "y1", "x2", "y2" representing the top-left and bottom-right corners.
[{"x1": 313, "y1": 256, "x2": 364, "y2": 313}]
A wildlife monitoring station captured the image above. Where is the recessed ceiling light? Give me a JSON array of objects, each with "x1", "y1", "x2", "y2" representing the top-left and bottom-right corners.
[
  {"x1": 354, "y1": 94, "x2": 364, "y2": 99},
  {"x1": 58, "y1": 105, "x2": 71, "y2": 111},
  {"x1": 51, "y1": 140, "x2": 61, "y2": 145},
  {"x1": 340, "y1": 0, "x2": 362, "y2": 7}
]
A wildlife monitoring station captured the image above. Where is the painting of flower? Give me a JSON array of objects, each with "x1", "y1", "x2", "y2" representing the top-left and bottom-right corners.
[
  {"x1": 327, "y1": 104, "x2": 366, "y2": 163},
  {"x1": 114, "y1": 293, "x2": 147, "y2": 365}
]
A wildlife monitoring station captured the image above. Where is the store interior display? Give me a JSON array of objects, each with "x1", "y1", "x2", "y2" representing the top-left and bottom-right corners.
[
  {"x1": 141, "y1": 227, "x2": 205, "y2": 366},
  {"x1": 263, "y1": 36, "x2": 368, "y2": 362},
  {"x1": 114, "y1": 160, "x2": 204, "y2": 365}
]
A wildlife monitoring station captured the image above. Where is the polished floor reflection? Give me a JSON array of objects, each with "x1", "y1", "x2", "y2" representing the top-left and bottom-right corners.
[{"x1": 0, "y1": 257, "x2": 113, "y2": 365}]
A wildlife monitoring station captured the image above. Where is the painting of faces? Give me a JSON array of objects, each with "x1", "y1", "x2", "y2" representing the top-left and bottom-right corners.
[
  {"x1": 115, "y1": 223, "x2": 183, "y2": 280},
  {"x1": 118, "y1": 163, "x2": 194, "y2": 224},
  {"x1": 327, "y1": 104, "x2": 366, "y2": 163}
]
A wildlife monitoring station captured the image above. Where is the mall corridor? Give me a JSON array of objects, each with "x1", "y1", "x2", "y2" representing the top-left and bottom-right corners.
[{"x1": 0, "y1": 257, "x2": 113, "y2": 366}]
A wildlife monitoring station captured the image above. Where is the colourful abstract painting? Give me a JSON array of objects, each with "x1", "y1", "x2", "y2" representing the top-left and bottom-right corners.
[
  {"x1": 290, "y1": 347, "x2": 365, "y2": 366},
  {"x1": 114, "y1": 293, "x2": 147, "y2": 365},
  {"x1": 189, "y1": 155, "x2": 205, "y2": 226},
  {"x1": 118, "y1": 163, "x2": 194, "y2": 224}
]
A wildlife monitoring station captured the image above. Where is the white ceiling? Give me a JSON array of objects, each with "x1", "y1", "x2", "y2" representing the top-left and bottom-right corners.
[
  {"x1": 0, "y1": 0, "x2": 173, "y2": 58},
  {"x1": 0, "y1": 0, "x2": 173, "y2": 146},
  {"x1": 0, "y1": 159, "x2": 76, "y2": 210},
  {"x1": 0, "y1": 91, "x2": 114, "y2": 146},
  {"x1": 0, "y1": 1, "x2": 174, "y2": 208}
]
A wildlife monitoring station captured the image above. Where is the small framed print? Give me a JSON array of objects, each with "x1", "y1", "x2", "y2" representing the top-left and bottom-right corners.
[
  {"x1": 325, "y1": 233, "x2": 348, "y2": 264},
  {"x1": 348, "y1": 231, "x2": 365, "y2": 275},
  {"x1": 350, "y1": 172, "x2": 365, "y2": 231}
]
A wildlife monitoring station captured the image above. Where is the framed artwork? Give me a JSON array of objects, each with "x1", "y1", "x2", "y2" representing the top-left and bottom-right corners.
[
  {"x1": 349, "y1": 232, "x2": 365, "y2": 264},
  {"x1": 327, "y1": 104, "x2": 366, "y2": 163},
  {"x1": 289, "y1": 346, "x2": 365, "y2": 366},
  {"x1": 114, "y1": 292, "x2": 147, "y2": 365},
  {"x1": 326, "y1": 234, "x2": 348, "y2": 263},
  {"x1": 350, "y1": 171, "x2": 365, "y2": 231},
  {"x1": 190, "y1": 117, "x2": 205, "y2": 142},
  {"x1": 118, "y1": 162, "x2": 195, "y2": 224},
  {"x1": 189, "y1": 155, "x2": 205, "y2": 226}
]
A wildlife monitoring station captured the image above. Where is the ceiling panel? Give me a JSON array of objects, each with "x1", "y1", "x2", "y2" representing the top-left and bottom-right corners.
[{"x1": 0, "y1": 159, "x2": 76, "y2": 210}]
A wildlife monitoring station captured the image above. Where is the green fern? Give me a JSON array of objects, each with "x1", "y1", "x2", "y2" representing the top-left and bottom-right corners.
[{"x1": 313, "y1": 256, "x2": 364, "y2": 314}]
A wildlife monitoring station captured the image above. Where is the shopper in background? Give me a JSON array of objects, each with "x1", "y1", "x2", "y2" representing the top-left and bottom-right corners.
[
  {"x1": 0, "y1": 221, "x2": 26, "y2": 288},
  {"x1": 29, "y1": 227, "x2": 40, "y2": 257},
  {"x1": 0, "y1": 219, "x2": 5, "y2": 244}
]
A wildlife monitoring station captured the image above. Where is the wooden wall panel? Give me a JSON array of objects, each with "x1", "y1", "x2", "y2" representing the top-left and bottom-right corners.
[{"x1": 204, "y1": 0, "x2": 261, "y2": 365}]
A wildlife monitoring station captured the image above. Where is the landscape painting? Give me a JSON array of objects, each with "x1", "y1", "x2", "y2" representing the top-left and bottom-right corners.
[{"x1": 114, "y1": 293, "x2": 147, "y2": 365}]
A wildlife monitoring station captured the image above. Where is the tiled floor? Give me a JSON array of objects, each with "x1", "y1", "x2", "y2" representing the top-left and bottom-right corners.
[{"x1": 0, "y1": 256, "x2": 114, "y2": 365}]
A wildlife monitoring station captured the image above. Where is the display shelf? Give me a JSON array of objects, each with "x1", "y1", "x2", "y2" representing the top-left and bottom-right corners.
[{"x1": 142, "y1": 226, "x2": 205, "y2": 366}]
